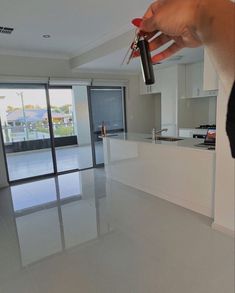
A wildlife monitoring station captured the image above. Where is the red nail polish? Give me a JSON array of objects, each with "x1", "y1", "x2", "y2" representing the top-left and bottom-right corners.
[{"x1": 132, "y1": 18, "x2": 142, "y2": 28}]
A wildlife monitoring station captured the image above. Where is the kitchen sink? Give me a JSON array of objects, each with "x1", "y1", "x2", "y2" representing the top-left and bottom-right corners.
[
  {"x1": 156, "y1": 137, "x2": 183, "y2": 142},
  {"x1": 145, "y1": 137, "x2": 183, "y2": 142}
]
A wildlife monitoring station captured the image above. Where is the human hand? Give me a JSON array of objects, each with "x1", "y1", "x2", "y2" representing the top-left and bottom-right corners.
[{"x1": 140, "y1": 0, "x2": 203, "y2": 64}]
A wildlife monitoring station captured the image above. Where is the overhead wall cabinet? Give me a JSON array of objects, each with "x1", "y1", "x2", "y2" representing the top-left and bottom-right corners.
[
  {"x1": 139, "y1": 67, "x2": 162, "y2": 95},
  {"x1": 186, "y1": 62, "x2": 218, "y2": 98}
]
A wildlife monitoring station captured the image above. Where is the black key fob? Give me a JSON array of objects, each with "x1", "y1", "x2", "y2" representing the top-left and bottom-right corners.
[{"x1": 137, "y1": 37, "x2": 155, "y2": 85}]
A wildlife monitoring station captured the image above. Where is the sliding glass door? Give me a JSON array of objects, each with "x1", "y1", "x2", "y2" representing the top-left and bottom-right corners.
[
  {"x1": 88, "y1": 86, "x2": 126, "y2": 166},
  {"x1": 0, "y1": 83, "x2": 126, "y2": 181},
  {"x1": 48, "y1": 86, "x2": 93, "y2": 172},
  {"x1": 0, "y1": 85, "x2": 54, "y2": 181}
]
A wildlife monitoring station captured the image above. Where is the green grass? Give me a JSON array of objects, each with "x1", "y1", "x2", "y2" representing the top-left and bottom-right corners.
[
  {"x1": 35, "y1": 125, "x2": 74, "y2": 137},
  {"x1": 54, "y1": 126, "x2": 74, "y2": 136}
]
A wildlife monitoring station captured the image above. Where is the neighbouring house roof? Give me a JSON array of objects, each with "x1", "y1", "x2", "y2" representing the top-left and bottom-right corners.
[{"x1": 7, "y1": 109, "x2": 69, "y2": 123}]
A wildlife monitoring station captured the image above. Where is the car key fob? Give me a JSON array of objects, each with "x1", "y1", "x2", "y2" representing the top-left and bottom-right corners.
[{"x1": 137, "y1": 36, "x2": 155, "y2": 85}]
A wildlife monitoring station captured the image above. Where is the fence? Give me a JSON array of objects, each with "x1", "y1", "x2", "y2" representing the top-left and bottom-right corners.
[{"x1": 2, "y1": 123, "x2": 75, "y2": 143}]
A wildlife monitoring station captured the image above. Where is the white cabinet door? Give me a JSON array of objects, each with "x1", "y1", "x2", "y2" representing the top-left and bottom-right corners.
[
  {"x1": 179, "y1": 128, "x2": 207, "y2": 138},
  {"x1": 161, "y1": 66, "x2": 178, "y2": 136},
  {"x1": 186, "y1": 62, "x2": 202, "y2": 98},
  {"x1": 186, "y1": 62, "x2": 218, "y2": 98},
  {"x1": 151, "y1": 67, "x2": 162, "y2": 93},
  {"x1": 139, "y1": 67, "x2": 162, "y2": 95},
  {"x1": 203, "y1": 49, "x2": 219, "y2": 91},
  {"x1": 179, "y1": 129, "x2": 194, "y2": 138},
  {"x1": 139, "y1": 74, "x2": 153, "y2": 95}
]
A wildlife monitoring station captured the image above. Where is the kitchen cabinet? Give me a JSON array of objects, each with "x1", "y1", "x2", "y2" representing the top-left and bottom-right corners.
[
  {"x1": 139, "y1": 65, "x2": 182, "y2": 136},
  {"x1": 104, "y1": 135, "x2": 215, "y2": 217},
  {"x1": 161, "y1": 65, "x2": 179, "y2": 136},
  {"x1": 150, "y1": 67, "x2": 162, "y2": 93},
  {"x1": 139, "y1": 67, "x2": 162, "y2": 95},
  {"x1": 203, "y1": 49, "x2": 219, "y2": 91},
  {"x1": 186, "y1": 62, "x2": 217, "y2": 98},
  {"x1": 179, "y1": 128, "x2": 207, "y2": 138}
]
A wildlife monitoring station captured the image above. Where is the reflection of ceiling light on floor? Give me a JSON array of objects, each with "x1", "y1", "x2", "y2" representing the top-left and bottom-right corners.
[{"x1": 42, "y1": 35, "x2": 51, "y2": 38}]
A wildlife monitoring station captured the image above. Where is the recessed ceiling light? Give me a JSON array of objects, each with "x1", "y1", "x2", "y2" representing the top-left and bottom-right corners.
[
  {"x1": 0, "y1": 26, "x2": 14, "y2": 34},
  {"x1": 42, "y1": 34, "x2": 51, "y2": 38}
]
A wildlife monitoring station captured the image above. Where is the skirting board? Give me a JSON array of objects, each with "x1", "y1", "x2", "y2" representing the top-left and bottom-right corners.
[{"x1": 212, "y1": 222, "x2": 235, "y2": 238}]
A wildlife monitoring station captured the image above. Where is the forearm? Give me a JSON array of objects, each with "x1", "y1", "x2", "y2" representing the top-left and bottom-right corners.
[{"x1": 197, "y1": 0, "x2": 235, "y2": 95}]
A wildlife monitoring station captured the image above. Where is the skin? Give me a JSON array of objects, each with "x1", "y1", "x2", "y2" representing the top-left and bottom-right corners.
[{"x1": 139, "y1": 0, "x2": 235, "y2": 95}]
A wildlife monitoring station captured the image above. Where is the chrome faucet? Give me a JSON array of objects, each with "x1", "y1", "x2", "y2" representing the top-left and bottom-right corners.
[
  {"x1": 155, "y1": 128, "x2": 168, "y2": 135},
  {"x1": 152, "y1": 128, "x2": 168, "y2": 140}
]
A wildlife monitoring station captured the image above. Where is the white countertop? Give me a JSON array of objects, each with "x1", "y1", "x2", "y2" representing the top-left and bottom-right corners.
[
  {"x1": 103, "y1": 132, "x2": 216, "y2": 217},
  {"x1": 104, "y1": 132, "x2": 215, "y2": 152}
]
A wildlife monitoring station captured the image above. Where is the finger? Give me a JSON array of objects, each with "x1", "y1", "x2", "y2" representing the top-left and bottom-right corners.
[
  {"x1": 144, "y1": 30, "x2": 159, "y2": 41},
  {"x1": 148, "y1": 33, "x2": 172, "y2": 52},
  {"x1": 133, "y1": 33, "x2": 172, "y2": 58},
  {"x1": 132, "y1": 33, "x2": 170, "y2": 59},
  {"x1": 140, "y1": 16, "x2": 159, "y2": 33},
  {"x1": 132, "y1": 18, "x2": 142, "y2": 28},
  {"x1": 152, "y1": 42, "x2": 184, "y2": 64},
  {"x1": 140, "y1": 2, "x2": 161, "y2": 32}
]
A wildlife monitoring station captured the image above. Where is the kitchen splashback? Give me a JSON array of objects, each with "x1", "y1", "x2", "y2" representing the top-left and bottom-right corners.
[{"x1": 178, "y1": 96, "x2": 217, "y2": 129}]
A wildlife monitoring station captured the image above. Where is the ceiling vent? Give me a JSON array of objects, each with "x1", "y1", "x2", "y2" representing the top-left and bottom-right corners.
[{"x1": 0, "y1": 27, "x2": 14, "y2": 34}]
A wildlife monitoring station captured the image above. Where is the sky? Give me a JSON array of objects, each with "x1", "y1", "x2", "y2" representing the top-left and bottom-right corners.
[{"x1": 0, "y1": 88, "x2": 73, "y2": 109}]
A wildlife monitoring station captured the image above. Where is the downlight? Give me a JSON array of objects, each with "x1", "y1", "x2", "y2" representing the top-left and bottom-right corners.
[{"x1": 0, "y1": 27, "x2": 14, "y2": 34}]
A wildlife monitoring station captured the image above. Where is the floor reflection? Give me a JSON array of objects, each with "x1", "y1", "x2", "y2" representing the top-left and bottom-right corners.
[
  {"x1": 9, "y1": 170, "x2": 110, "y2": 267},
  {"x1": 0, "y1": 168, "x2": 233, "y2": 293}
]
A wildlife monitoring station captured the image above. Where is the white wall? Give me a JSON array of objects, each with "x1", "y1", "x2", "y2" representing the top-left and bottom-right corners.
[
  {"x1": 0, "y1": 96, "x2": 7, "y2": 125},
  {"x1": 126, "y1": 76, "x2": 155, "y2": 133},
  {"x1": 213, "y1": 81, "x2": 235, "y2": 235},
  {"x1": 153, "y1": 94, "x2": 161, "y2": 130},
  {"x1": 178, "y1": 95, "x2": 217, "y2": 128},
  {"x1": 0, "y1": 132, "x2": 8, "y2": 188},
  {"x1": 72, "y1": 86, "x2": 91, "y2": 146}
]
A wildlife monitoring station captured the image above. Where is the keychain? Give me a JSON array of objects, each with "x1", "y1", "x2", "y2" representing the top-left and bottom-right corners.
[{"x1": 123, "y1": 18, "x2": 155, "y2": 85}]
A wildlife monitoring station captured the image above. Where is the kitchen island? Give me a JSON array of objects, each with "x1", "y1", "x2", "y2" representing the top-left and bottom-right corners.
[{"x1": 103, "y1": 133, "x2": 216, "y2": 217}]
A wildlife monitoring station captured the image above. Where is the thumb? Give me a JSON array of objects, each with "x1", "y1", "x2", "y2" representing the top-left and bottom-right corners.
[{"x1": 140, "y1": 16, "x2": 158, "y2": 33}]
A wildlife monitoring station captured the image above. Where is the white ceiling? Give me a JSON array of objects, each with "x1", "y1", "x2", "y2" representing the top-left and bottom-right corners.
[
  {"x1": 0, "y1": 0, "x2": 204, "y2": 73},
  {"x1": 78, "y1": 47, "x2": 204, "y2": 74},
  {"x1": 0, "y1": 0, "x2": 152, "y2": 57}
]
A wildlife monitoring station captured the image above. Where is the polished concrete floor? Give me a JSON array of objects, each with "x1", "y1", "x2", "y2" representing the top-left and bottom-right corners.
[{"x1": 0, "y1": 169, "x2": 234, "y2": 293}]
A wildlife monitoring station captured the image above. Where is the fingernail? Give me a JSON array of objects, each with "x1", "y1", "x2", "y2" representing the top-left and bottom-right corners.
[{"x1": 132, "y1": 18, "x2": 142, "y2": 28}]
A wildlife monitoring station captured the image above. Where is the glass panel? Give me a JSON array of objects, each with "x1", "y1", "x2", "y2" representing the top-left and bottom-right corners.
[
  {"x1": 0, "y1": 86, "x2": 54, "y2": 181},
  {"x1": 89, "y1": 87, "x2": 125, "y2": 165},
  {"x1": 49, "y1": 86, "x2": 93, "y2": 172}
]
